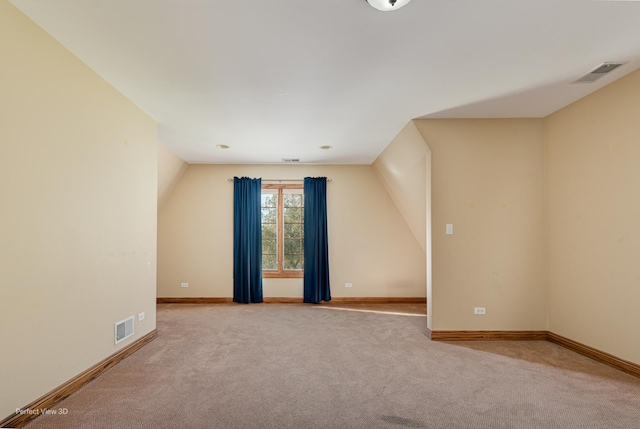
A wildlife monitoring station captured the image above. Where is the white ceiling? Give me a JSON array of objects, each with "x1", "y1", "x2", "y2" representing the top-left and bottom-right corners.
[{"x1": 10, "y1": 0, "x2": 640, "y2": 164}]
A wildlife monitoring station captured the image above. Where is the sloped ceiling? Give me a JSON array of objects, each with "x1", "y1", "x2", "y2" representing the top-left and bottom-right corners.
[{"x1": 10, "y1": 0, "x2": 640, "y2": 164}]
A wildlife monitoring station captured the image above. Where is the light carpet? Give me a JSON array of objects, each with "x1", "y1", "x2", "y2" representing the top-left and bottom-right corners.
[{"x1": 24, "y1": 304, "x2": 640, "y2": 429}]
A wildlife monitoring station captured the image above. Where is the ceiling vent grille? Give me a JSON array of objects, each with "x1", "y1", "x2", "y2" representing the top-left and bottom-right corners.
[
  {"x1": 282, "y1": 158, "x2": 300, "y2": 163},
  {"x1": 573, "y1": 62, "x2": 625, "y2": 84}
]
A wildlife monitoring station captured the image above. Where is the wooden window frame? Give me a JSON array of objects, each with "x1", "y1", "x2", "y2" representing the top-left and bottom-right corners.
[{"x1": 262, "y1": 184, "x2": 304, "y2": 278}]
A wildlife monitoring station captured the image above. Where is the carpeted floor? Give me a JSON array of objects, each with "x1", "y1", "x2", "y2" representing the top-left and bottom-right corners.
[{"x1": 25, "y1": 304, "x2": 640, "y2": 429}]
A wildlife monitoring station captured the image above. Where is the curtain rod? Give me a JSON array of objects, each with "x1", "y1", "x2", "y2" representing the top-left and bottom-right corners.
[{"x1": 227, "y1": 178, "x2": 332, "y2": 182}]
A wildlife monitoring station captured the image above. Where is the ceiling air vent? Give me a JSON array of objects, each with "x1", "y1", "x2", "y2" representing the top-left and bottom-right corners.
[
  {"x1": 282, "y1": 158, "x2": 300, "y2": 163},
  {"x1": 573, "y1": 62, "x2": 625, "y2": 84}
]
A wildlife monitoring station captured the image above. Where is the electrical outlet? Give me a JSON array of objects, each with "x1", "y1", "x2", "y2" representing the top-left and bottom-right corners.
[
  {"x1": 138, "y1": 312, "x2": 145, "y2": 322},
  {"x1": 345, "y1": 283, "x2": 352, "y2": 288},
  {"x1": 474, "y1": 307, "x2": 486, "y2": 315},
  {"x1": 181, "y1": 282, "x2": 189, "y2": 288}
]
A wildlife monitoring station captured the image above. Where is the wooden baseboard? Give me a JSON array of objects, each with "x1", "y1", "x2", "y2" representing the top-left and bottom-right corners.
[
  {"x1": 547, "y1": 332, "x2": 640, "y2": 379},
  {"x1": 157, "y1": 297, "x2": 233, "y2": 304},
  {"x1": 428, "y1": 330, "x2": 548, "y2": 341},
  {"x1": 1, "y1": 329, "x2": 158, "y2": 429},
  {"x1": 329, "y1": 297, "x2": 425, "y2": 304},
  {"x1": 263, "y1": 297, "x2": 303, "y2": 303},
  {"x1": 427, "y1": 329, "x2": 640, "y2": 379},
  {"x1": 157, "y1": 297, "x2": 426, "y2": 305}
]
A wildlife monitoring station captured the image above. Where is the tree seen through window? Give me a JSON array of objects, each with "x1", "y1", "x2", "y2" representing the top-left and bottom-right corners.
[{"x1": 261, "y1": 185, "x2": 303, "y2": 277}]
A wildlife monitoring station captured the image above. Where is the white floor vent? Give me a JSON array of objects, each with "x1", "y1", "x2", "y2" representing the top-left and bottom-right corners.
[{"x1": 115, "y1": 316, "x2": 134, "y2": 344}]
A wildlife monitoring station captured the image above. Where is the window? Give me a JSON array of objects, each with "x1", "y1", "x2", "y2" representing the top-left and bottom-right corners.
[{"x1": 261, "y1": 184, "x2": 304, "y2": 278}]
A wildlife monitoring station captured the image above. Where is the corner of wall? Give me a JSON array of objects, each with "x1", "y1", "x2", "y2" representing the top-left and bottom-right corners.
[
  {"x1": 158, "y1": 144, "x2": 189, "y2": 210},
  {"x1": 372, "y1": 121, "x2": 429, "y2": 253}
]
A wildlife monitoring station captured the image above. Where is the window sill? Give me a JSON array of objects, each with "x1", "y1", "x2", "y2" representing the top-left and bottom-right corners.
[{"x1": 263, "y1": 271, "x2": 304, "y2": 279}]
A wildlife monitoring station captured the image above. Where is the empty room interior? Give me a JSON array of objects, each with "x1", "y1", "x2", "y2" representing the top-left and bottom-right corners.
[{"x1": 2, "y1": 0, "x2": 640, "y2": 428}]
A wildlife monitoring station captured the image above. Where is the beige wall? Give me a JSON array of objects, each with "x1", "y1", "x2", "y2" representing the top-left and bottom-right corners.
[
  {"x1": 0, "y1": 1, "x2": 158, "y2": 418},
  {"x1": 157, "y1": 164, "x2": 426, "y2": 298},
  {"x1": 373, "y1": 121, "x2": 429, "y2": 253},
  {"x1": 373, "y1": 120, "x2": 432, "y2": 326},
  {"x1": 546, "y1": 69, "x2": 640, "y2": 364},
  {"x1": 414, "y1": 119, "x2": 547, "y2": 331},
  {"x1": 158, "y1": 144, "x2": 188, "y2": 209}
]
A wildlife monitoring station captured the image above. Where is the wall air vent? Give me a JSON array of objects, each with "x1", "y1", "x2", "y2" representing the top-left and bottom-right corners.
[
  {"x1": 282, "y1": 158, "x2": 300, "y2": 163},
  {"x1": 573, "y1": 62, "x2": 625, "y2": 84},
  {"x1": 115, "y1": 316, "x2": 134, "y2": 344}
]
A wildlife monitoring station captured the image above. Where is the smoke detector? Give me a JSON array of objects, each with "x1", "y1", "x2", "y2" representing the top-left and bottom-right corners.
[{"x1": 365, "y1": 0, "x2": 412, "y2": 11}]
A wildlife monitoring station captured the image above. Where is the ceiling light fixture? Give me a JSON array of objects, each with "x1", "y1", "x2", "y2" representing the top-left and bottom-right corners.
[{"x1": 365, "y1": 0, "x2": 412, "y2": 12}]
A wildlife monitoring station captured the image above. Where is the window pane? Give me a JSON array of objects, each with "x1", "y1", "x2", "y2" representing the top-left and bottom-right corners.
[
  {"x1": 284, "y1": 238, "x2": 301, "y2": 255},
  {"x1": 284, "y1": 222, "x2": 302, "y2": 239},
  {"x1": 284, "y1": 254, "x2": 302, "y2": 270},
  {"x1": 284, "y1": 207, "x2": 302, "y2": 223},
  {"x1": 262, "y1": 207, "x2": 277, "y2": 223},
  {"x1": 263, "y1": 238, "x2": 277, "y2": 255},
  {"x1": 263, "y1": 223, "x2": 277, "y2": 240},
  {"x1": 262, "y1": 254, "x2": 277, "y2": 270},
  {"x1": 284, "y1": 193, "x2": 302, "y2": 208},
  {"x1": 261, "y1": 192, "x2": 277, "y2": 208}
]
